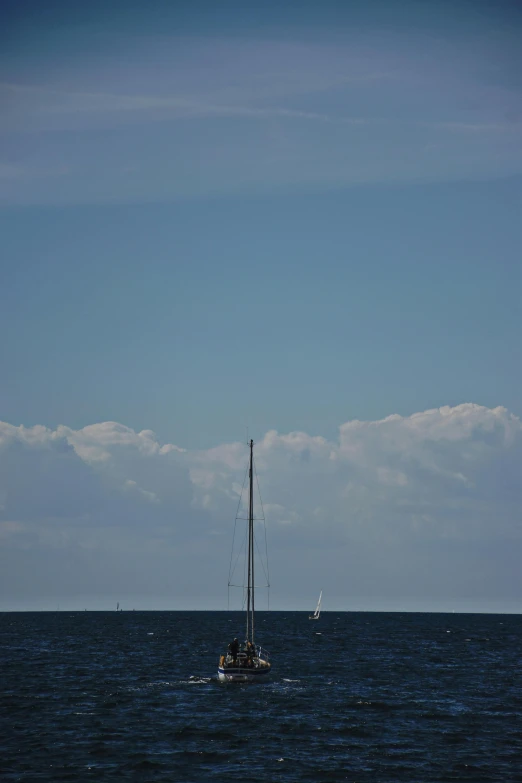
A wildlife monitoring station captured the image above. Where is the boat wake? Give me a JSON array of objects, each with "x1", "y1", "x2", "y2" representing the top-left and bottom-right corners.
[{"x1": 186, "y1": 676, "x2": 212, "y2": 685}]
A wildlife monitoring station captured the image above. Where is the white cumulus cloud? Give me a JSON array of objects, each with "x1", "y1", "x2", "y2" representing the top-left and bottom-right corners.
[{"x1": 0, "y1": 403, "x2": 520, "y2": 610}]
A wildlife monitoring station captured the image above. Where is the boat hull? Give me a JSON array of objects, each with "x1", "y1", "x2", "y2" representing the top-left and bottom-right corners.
[{"x1": 218, "y1": 664, "x2": 271, "y2": 682}]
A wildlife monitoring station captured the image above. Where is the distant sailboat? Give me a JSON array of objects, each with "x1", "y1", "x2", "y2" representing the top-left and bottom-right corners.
[
  {"x1": 116, "y1": 602, "x2": 119, "y2": 611},
  {"x1": 309, "y1": 591, "x2": 322, "y2": 620}
]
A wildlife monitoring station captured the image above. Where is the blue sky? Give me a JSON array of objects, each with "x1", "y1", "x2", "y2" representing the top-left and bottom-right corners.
[
  {"x1": 1, "y1": 180, "x2": 520, "y2": 449},
  {"x1": 0, "y1": 0, "x2": 520, "y2": 611}
]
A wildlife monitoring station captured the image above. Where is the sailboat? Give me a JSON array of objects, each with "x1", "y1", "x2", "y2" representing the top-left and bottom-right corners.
[
  {"x1": 309, "y1": 591, "x2": 322, "y2": 620},
  {"x1": 218, "y1": 439, "x2": 271, "y2": 682}
]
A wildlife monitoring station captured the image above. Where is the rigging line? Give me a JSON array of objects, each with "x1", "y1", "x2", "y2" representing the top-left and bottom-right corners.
[
  {"x1": 229, "y1": 523, "x2": 248, "y2": 590},
  {"x1": 253, "y1": 529, "x2": 270, "y2": 587},
  {"x1": 243, "y1": 511, "x2": 248, "y2": 612},
  {"x1": 228, "y1": 583, "x2": 269, "y2": 588},
  {"x1": 228, "y1": 527, "x2": 247, "y2": 585},
  {"x1": 254, "y1": 457, "x2": 270, "y2": 594},
  {"x1": 228, "y1": 519, "x2": 239, "y2": 587},
  {"x1": 227, "y1": 463, "x2": 249, "y2": 585}
]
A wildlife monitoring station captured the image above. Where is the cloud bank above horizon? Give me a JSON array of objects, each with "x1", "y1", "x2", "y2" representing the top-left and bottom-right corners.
[{"x1": 1, "y1": 403, "x2": 520, "y2": 612}]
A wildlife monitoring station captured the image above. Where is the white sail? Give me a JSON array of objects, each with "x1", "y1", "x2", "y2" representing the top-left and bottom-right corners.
[{"x1": 309, "y1": 591, "x2": 322, "y2": 620}]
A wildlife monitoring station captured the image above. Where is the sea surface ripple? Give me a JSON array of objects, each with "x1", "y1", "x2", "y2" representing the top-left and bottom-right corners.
[{"x1": 2, "y1": 611, "x2": 521, "y2": 782}]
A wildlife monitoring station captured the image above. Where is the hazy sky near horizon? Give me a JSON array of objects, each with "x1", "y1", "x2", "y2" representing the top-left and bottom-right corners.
[{"x1": 1, "y1": 0, "x2": 520, "y2": 611}]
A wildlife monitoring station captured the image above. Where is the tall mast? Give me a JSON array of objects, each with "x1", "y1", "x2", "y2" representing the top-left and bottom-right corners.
[
  {"x1": 245, "y1": 438, "x2": 255, "y2": 643},
  {"x1": 250, "y1": 439, "x2": 255, "y2": 644}
]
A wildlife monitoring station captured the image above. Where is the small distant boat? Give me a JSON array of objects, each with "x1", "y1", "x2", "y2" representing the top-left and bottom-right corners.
[
  {"x1": 218, "y1": 439, "x2": 271, "y2": 682},
  {"x1": 309, "y1": 591, "x2": 322, "y2": 620}
]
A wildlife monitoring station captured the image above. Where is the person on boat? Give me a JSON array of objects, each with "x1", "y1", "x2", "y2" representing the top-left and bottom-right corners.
[
  {"x1": 245, "y1": 640, "x2": 256, "y2": 666},
  {"x1": 228, "y1": 638, "x2": 239, "y2": 663}
]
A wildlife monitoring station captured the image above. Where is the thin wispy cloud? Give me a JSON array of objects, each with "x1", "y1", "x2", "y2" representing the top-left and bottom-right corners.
[
  {"x1": 0, "y1": 81, "x2": 353, "y2": 124},
  {"x1": 1, "y1": 20, "x2": 520, "y2": 203},
  {"x1": 2, "y1": 78, "x2": 519, "y2": 134}
]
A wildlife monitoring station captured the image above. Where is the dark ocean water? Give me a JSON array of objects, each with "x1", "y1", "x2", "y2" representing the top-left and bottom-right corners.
[{"x1": 2, "y1": 611, "x2": 521, "y2": 782}]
